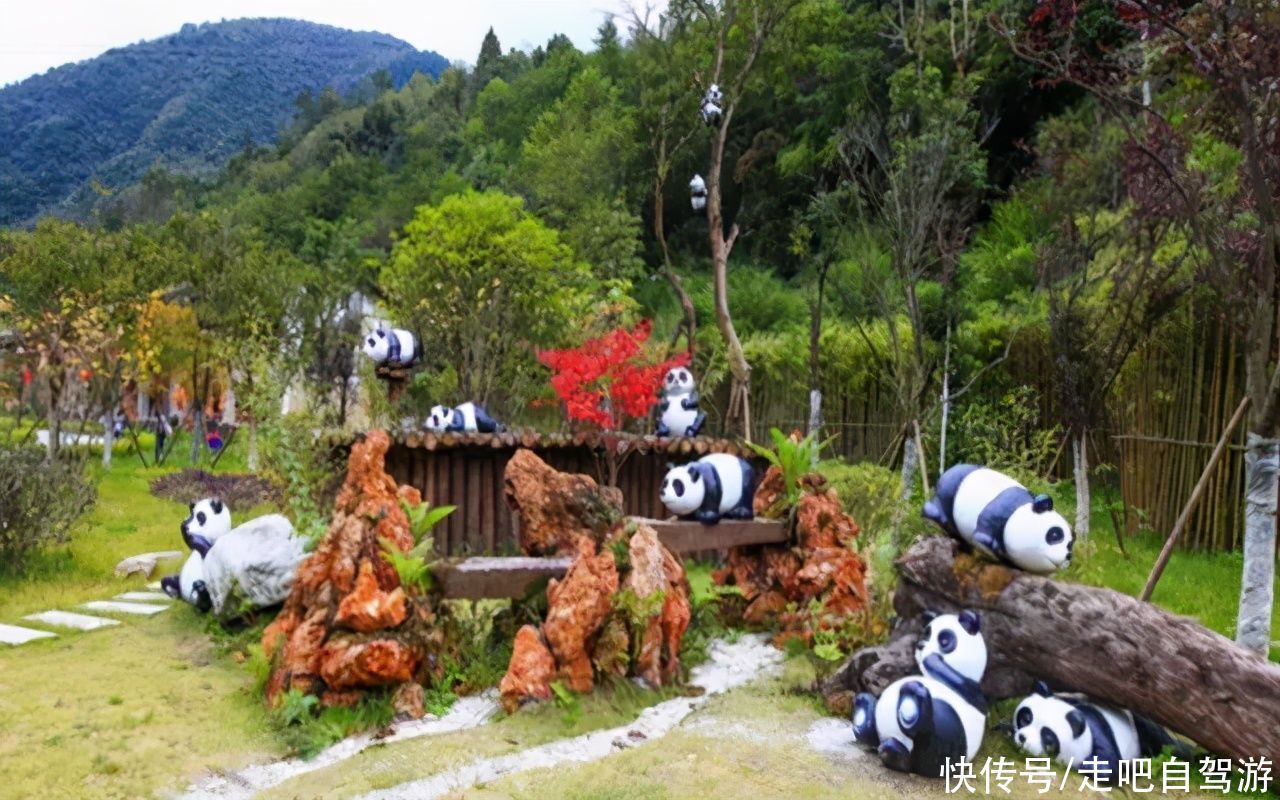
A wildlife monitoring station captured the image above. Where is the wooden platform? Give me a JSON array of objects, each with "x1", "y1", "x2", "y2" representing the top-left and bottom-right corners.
[{"x1": 434, "y1": 517, "x2": 787, "y2": 600}]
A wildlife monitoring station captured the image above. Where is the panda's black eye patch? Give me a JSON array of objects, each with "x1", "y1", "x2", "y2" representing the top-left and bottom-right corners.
[
  {"x1": 1041, "y1": 728, "x2": 1060, "y2": 757},
  {"x1": 1046, "y1": 527, "x2": 1064, "y2": 545},
  {"x1": 1016, "y1": 707, "x2": 1033, "y2": 729},
  {"x1": 673, "y1": 479, "x2": 685, "y2": 497},
  {"x1": 666, "y1": 374, "x2": 674, "y2": 383},
  {"x1": 938, "y1": 630, "x2": 956, "y2": 653},
  {"x1": 197, "y1": 512, "x2": 207, "y2": 526}
]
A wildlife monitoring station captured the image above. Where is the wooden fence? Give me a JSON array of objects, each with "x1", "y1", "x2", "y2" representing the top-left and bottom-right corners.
[{"x1": 323, "y1": 430, "x2": 761, "y2": 557}]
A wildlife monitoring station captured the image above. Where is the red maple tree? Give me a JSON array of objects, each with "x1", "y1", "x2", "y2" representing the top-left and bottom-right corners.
[{"x1": 538, "y1": 319, "x2": 691, "y2": 432}]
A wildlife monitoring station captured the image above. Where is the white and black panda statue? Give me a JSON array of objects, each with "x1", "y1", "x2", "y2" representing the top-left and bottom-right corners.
[
  {"x1": 690, "y1": 174, "x2": 707, "y2": 212},
  {"x1": 852, "y1": 610, "x2": 989, "y2": 777},
  {"x1": 1011, "y1": 682, "x2": 1185, "y2": 781},
  {"x1": 660, "y1": 453, "x2": 755, "y2": 525},
  {"x1": 160, "y1": 498, "x2": 232, "y2": 612},
  {"x1": 700, "y1": 84, "x2": 723, "y2": 127},
  {"x1": 924, "y1": 464, "x2": 1074, "y2": 574},
  {"x1": 160, "y1": 498, "x2": 306, "y2": 618},
  {"x1": 426, "y1": 402, "x2": 504, "y2": 434},
  {"x1": 655, "y1": 367, "x2": 706, "y2": 438},
  {"x1": 361, "y1": 326, "x2": 422, "y2": 369}
]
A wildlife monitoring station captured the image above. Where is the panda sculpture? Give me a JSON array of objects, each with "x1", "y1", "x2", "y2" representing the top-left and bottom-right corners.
[
  {"x1": 425, "y1": 401, "x2": 504, "y2": 434},
  {"x1": 924, "y1": 464, "x2": 1074, "y2": 574},
  {"x1": 655, "y1": 367, "x2": 706, "y2": 438},
  {"x1": 852, "y1": 610, "x2": 988, "y2": 777},
  {"x1": 361, "y1": 326, "x2": 422, "y2": 369},
  {"x1": 160, "y1": 498, "x2": 232, "y2": 612},
  {"x1": 690, "y1": 174, "x2": 708, "y2": 212},
  {"x1": 160, "y1": 499, "x2": 305, "y2": 617},
  {"x1": 660, "y1": 453, "x2": 755, "y2": 524},
  {"x1": 1012, "y1": 682, "x2": 1184, "y2": 781},
  {"x1": 700, "y1": 84, "x2": 723, "y2": 127}
]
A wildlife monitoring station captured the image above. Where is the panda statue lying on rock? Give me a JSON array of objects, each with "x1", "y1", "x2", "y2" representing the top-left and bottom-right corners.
[
  {"x1": 924, "y1": 464, "x2": 1074, "y2": 574},
  {"x1": 660, "y1": 453, "x2": 755, "y2": 525},
  {"x1": 655, "y1": 367, "x2": 706, "y2": 438},
  {"x1": 1011, "y1": 682, "x2": 1186, "y2": 781},
  {"x1": 853, "y1": 610, "x2": 989, "y2": 777},
  {"x1": 426, "y1": 401, "x2": 504, "y2": 434},
  {"x1": 160, "y1": 498, "x2": 306, "y2": 618},
  {"x1": 361, "y1": 326, "x2": 421, "y2": 369}
]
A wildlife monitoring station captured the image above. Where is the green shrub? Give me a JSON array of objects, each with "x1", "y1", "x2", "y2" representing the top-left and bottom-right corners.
[
  {"x1": 0, "y1": 442, "x2": 96, "y2": 571},
  {"x1": 946, "y1": 385, "x2": 1062, "y2": 482},
  {"x1": 258, "y1": 411, "x2": 342, "y2": 547},
  {"x1": 818, "y1": 459, "x2": 899, "y2": 535}
]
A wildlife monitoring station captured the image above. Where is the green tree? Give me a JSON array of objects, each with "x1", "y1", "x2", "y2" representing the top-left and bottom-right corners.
[{"x1": 379, "y1": 190, "x2": 596, "y2": 409}]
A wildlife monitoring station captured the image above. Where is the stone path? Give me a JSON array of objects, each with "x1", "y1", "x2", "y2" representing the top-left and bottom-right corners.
[{"x1": 1, "y1": 587, "x2": 175, "y2": 647}]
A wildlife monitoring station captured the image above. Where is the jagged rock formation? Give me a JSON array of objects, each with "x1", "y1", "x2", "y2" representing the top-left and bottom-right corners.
[
  {"x1": 504, "y1": 449, "x2": 624, "y2": 555},
  {"x1": 262, "y1": 430, "x2": 446, "y2": 712}
]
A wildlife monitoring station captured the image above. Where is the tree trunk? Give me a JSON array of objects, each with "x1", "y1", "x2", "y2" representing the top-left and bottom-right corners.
[
  {"x1": 826, "y1": 537, "x2": 1280, "y2": 763},
  {"x1": 102, "y1": 415, "x2": 114, "y2": 468},
  {"x1": 706, "y1": 111, "x2": 750, "y2": 441},
  {"x1": 1236, "y1": 433, "x2": 1278, "y2": 656},
  {"x1": 939, "y1": 327, "x2": 951, "y2": 474},
  {"x1": 191, "y1": 408, "x2": 204, "y2": 466},
  {"x1": 893, "y1": 433, "x2": 920, "y2": 548},
  {"x1": 654, "y1": 170, "x2": 696, "y2": 354},
  {"x1": 247, "y1": 418, "x2": 260, "y2": 472},
  {"x1": 807, "y1": 261, "x2": 827, "y2": 451},
  {"x1": 1073, "y1": 429, "x2": 1090, "y2": 541}
]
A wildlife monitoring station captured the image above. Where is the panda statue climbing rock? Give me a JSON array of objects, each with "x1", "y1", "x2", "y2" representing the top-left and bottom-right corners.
[
  {"x1": 160, "y1": 498, "x2": 305, "y2": 618},
  {"x1": 655, "y1": 367, "x2": 706, "y2": 438},
  {"x1": 1011, "y1": 682, "x2": 1185, "y2": 781},
  {"x1": 924, "y1": 464, "x2": 1074, "y2": 574},
  {"x1": 426, "y1": 402, "x2": 504, "y2": 434},
  {"x1": 660, "y1": 453, "x2": 755, "y2": 524},
  {"x1": 160, "y1": 498, "x2": 232, "y2": 612},
  {"x1": 361, "y1": 326, "x2": 422, "y2": 369},
  {"x1": 852, "y1": 610, "x2": 989, "y2": 778}
]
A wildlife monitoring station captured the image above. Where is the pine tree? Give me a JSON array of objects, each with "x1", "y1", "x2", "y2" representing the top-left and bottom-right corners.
[{"x1": 473, "y1": 26, "x2": 502, "y2": 90}]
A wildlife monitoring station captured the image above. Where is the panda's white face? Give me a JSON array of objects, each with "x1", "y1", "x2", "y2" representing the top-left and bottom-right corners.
[
  {"x1": 915, "y1": 611, "x2": 986, "y2": 683},
  {"x1": 1012, "y1": 691, "x2": 1092, "y2": 764},
  {"x1": 1004, "y1": 503, "x2": 1073, "y2": 574},
  {"x1": 664, "y1": 368, "x2": 695, "y2": 397},
  {"x1": 182, "y1": 498, "x2": 232, "y2": 541},
  {"x1": 426, "y1": 405, "x2": 454, "y2": 432},
  {"x1": 362, "y1": 329, "x2": 391, "y2": 362},
  {"x1": 661, "y1": 464, "x2": 706, "y2": 516}
]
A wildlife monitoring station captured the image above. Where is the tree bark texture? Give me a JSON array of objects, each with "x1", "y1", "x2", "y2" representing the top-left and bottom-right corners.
[{"x1": 1235, "y1": 433, "x2": 1278, "y2": 656}]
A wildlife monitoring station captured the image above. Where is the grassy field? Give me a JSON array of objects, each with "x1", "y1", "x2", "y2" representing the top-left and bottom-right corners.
[{"x1": 0, "y1": 425, "x2": 1275, "y2": 797}]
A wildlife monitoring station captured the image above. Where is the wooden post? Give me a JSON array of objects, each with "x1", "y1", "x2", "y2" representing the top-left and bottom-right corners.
[
  {"x1": 1140, "y1": 395, "x2": 1251, "y2": 602},
  {"x1": 913, "y1": 419, "x2": 930, "y2": 496}
]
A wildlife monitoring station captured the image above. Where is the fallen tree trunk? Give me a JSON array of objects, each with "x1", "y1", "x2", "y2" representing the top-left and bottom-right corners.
[{"x1": 825, "y1": 536, "x2": 1280, "y2": 763}]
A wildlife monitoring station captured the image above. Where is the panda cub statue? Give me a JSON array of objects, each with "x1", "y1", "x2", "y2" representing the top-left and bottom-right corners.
[
  {"x1": 852, "y1": 610, "x2": 988, "y2": 778},
  {"x1": 700, "y1": 84, "x2": 723, "y2": 127},
  {"x1": 1012, "y1": 682, "x2": 1184, "y2": 781},
  {"x1": 161, "y1": 499, "x2": 305, "y2": 618},
  {"x1": 660, "y1": 453, "x2": 755, "y2": 525},
  {"x1": 690, "y1": 174, "x2": 708, "y2": 212},
  {"x1": 425, "y1": 401, "x2": 504, "y2": 434},
  {"x1": 655, "y1": 367, "x2": 706, "y2": 438},
  {"x1": 361, "y1": 326, "x2": 422, "y2": 369},
  {"x1": 161, "y1": 498, "x2": 233, "y2": 612},
  {"x1": 924, "y1": 464, "x2": 1074, "y2": 574}
]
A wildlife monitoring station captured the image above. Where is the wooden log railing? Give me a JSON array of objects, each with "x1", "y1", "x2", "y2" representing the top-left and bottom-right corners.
[{"x1": 433, "y1": 517, "x2": 787, "y2": 600}]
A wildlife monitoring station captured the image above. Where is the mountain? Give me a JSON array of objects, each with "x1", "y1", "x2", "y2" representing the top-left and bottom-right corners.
[{"x1": 0, "y1": 18, "x2": 448, "y2": 225}]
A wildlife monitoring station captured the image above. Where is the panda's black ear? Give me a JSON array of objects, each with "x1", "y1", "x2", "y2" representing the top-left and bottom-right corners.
[
  {"x1": 920, "y1": 610, "x2": 938, "y2": 625},
  {"x1": 688, "y1": 469, "x2": 700, "y2": 483},
  {"x1": 958, "y1": 610, "x2": 981, "y2": 635},
  {"x1": 377, "y1": 329, "x2": 386, "y2": 338},
  {"x1": 211, "y1": 499, "x2": 224, "y2": 515},
  {"x1": 1066, "y1": 709, "x2": 1087, "y2": 739},
  {"x1": 1032, "y1": 494, "x2": 1054, "y2": 513},
  {"x1": 1034, "y1": 680, "x2": 1053, "y2": 697},
  {"x1": 189, "y1": 501, "x2": 195, "y2": 512}
]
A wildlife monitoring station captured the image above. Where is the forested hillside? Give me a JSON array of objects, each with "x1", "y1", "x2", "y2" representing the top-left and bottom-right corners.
[{"x1": 0, "y1": 18, "x2": 448, "y2": 224}]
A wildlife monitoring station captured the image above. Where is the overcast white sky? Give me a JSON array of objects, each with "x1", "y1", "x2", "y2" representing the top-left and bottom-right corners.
[{"x1": 0, "y1": 1, "x2": 666, "y2": 87}]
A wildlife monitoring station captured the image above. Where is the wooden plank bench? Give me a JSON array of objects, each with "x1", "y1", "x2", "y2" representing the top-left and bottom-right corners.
[{"x1": 434, "y1": 518, "x2": 787, "y2": 600}]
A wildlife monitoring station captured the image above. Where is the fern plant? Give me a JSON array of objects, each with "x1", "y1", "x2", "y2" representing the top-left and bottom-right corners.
[
  {"x1": 380, "y1": 499, "x2": 456, "y2": 595},
  {"x1": 746, "y1": 427, "x2": 834, "y2": 507}
]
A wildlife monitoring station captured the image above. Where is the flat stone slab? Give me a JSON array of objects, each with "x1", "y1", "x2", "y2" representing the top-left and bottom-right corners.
[
  {"x1": 0, "y1": 623, "x2": 58, "y2": 645},
  {"x1": 115, "y1": 591, "x2": 173, "y2": 603},
  {"x1": 146, "y1": 581, "x2": 162, "y2": 590},
  {"x1": 24, "y1": 610, "x2": 121, "y2": 631},
  {"x1": 80, "y1": 601, "x2": 170, "y2": 616}
]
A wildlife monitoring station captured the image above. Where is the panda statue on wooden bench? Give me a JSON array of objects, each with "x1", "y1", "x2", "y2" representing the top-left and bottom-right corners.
[
  {"x1": 655, "y1": 367, "x2": 706, "y2": 438},
  {"x1": 361, "y1": 326, "x2": 422, "y2": 369},
  {"x1": 852, "y1": 610, "x2": 989, "y2": 778},
  {"x1": 924, "y1": 464, "x2": 1074, "y2": 574},
  {"x1": 660, "y1": 453, "x2": 755, "y2": 525},
  {"x1": 425, "y1": 402, "x2": 504, "y2": 434}
]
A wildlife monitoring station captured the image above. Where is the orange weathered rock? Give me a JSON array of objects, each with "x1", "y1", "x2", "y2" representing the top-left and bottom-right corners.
[
  {"x1": 504, "y1": 449, "x2": 624, "y2": 555},
  {"x1": 392, "y1": 682, "x2": 427, "y2": 720},
  {"x1": 262, "y1": 430, "x2": 439, "y2": 708},
  {"x1": 752, "y1": 464, "x2": 788, "y2": 518},
  {"x1": 543, "y1": 537, "x2": 618, "y2": 692},
  {"x1": 335, "y1": 561, "x2": 408, "y2": 633},
  {"x1": 499, "y1": 625, "x2": 557, "y2": 713},
  {"x1": 625, "y1": 524, "x2": 691, "y2": 686}
]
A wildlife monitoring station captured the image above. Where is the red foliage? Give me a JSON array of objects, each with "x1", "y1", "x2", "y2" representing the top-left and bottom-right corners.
[{"x1": 538, "y1": 320, "x2": 690, "y2": 431}]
